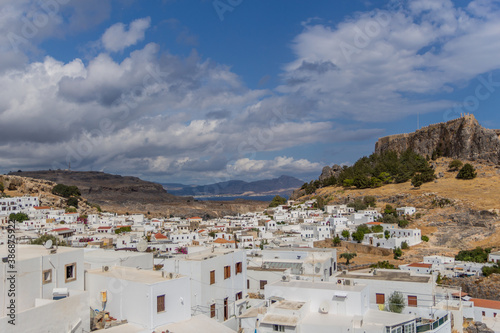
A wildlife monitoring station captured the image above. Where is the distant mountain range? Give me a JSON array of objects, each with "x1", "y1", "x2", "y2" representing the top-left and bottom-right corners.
[{"x1": 163, "y1": 175, "x2": 303, "y2": 197}]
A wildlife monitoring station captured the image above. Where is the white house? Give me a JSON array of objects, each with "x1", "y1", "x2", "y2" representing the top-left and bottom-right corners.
[
  {"x1": 0, "y1": 245, "x2": 89, "y2": 332},
  {"x1": 396, "y1": 206, "x2": 416, "y2": 216},
  {"x1": 86, "y1": 266, "x2": 191, "y2": 331},
  {"x1": 239, "y1": 280, "x2": 431, "y2": 333},
  {"x1": 0, "y1": 196, "x2": 39, "y2": 214},
  {"x1": 488, "y1": 251, "x2": 500, "y2": 264},
  {"x1": 160, "y1": 248, "x2": 247, "y2": 323}
]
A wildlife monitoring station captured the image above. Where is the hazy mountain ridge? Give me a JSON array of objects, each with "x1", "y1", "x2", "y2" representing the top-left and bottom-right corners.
[{"x1": 163, "y1": 175, "x2": 303, "y2": 197}]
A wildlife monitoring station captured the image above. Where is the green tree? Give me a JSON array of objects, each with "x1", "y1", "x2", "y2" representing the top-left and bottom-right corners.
[
  {"x1": 398, "y1": 219, "x2": 409, "y2": 228},
  {"x1": 269, "y1": 195, "x2": 287, "y2": 208},
  {"x1": 9, "y1": 212, "x2": 29, "y2": 223},
  {"x1": 393, "y1": 247, "x2": 403, "y2": 259},
  {"x1": 67, "y1": 197, "x2": 78, "y2": 208},
  {"x1": 482, "y1": 264, "x2": 500, "y2": 277},
  {"x1": 383, "y1": 205, "x2": 397, "y2": 217},
  {"x1": 31, "y1": 234, "x2": 68, "y2": 246},
  {"x1": 0, "y1": 181, "x2": 4, "y2": 193},
  {"x1": 52, "y1": 184, "x2": 81, "y2": 198},
  {"x1": 455, "y1": 247, "x2": 491, "y2": 263},
  {"x1": 388, "y1": 291, "x2": 405, "y2": 313},
  {"x1": 448, "y1": 159, "x2": 463, "y2": 171},
  {"x1": 351, "y1": 231, "x2": 364, "y2": 243},
  {"x1": 378, "y1": 172, "x2": 393, "y2": 184},
  {"x1": 343, "y1": 179, "x2": 354, "y2": 188},
  {"x1": 208, "y1": 231, "x2": 216, "y2": 239},
  {"x1": 421, "y1": 235, "x2": 429, "y2": 242},
  {"x1": 347, "y1": 198, "x2": 367, "y2": 211},
  {"x1": 411, "y1": 174, "x2": 423, "y2": 188},
  {"x1": 341, "y1": 230, "x2": 350, "y2": 240},
  {"x1": 332, "y1": 236, "x2": 341, "y2": 247},
  {"x1": 384, "y1": 230, "x2": 390, "y2": 239},
  {"x1": 340, "y1": 252, "x2": 357, "y2": 265},
  {"x1": 456, "y1": 163, "x2": 477, "y2": 180},
  {"x1": 371, "y1": 225, "x2": 383, "y2": 233},
  {"x1": 401, "y1": 241, "x2": 409, "y2": 249},
  {"x1": 65, "y1": 207, "x2": 77, "y2": 213},
  {"x1": 381, "y1": 214, "x2": 398, "y2": 224},
  {"x1": 363, "y1": 196, "x2": 377, "y2": 207}
]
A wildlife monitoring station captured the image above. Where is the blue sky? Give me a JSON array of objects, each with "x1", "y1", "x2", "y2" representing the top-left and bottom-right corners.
[{"x1": 0, "y1": 0, "x2": 499, "y2": 184}]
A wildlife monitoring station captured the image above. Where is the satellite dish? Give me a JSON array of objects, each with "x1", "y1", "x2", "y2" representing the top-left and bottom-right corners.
[
  {"x1": 319, "y1": 301, "x2": 330, "y2": 314},
  {"x1": 137, "y1": 240, "x2": 148, "y2": 252},
  {"x1": 44, "y1": 240, "x2": 53, "y2": 249},
  {"x1": 315, "y1": 263, "x2": 322, "y2": 274}
]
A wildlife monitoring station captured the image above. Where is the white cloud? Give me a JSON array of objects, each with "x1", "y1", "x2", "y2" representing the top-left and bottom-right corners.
[
  {"x1": 227, "y1": 157, "x2": 322, "y2": 178},
  {"x1": 278, "y1": 0, "x2": 500, "y2": 121},
  {"x1": 101, "y1": 17, "x2": 151, "y2": 52}
]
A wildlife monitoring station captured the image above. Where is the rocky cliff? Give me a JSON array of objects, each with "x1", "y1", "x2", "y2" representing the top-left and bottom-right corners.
[{"x1": 374, "y1": 114, "x2": 500, "y2": 164}]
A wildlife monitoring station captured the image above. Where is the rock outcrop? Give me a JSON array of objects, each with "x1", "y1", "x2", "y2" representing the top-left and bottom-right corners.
[
  {"x1": 374, "y1": 114, "x2": 500, "y2": 164},
  {"x1": 319, "y1": 164, "x2": 342, "y2": 182},
  {"x1": 465, "y1": 321, "x2": 494, "y2": 333}
]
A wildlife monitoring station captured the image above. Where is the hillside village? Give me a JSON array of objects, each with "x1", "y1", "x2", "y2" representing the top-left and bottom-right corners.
[{"x1": 1, "y1": 186, "x2": 499, "y2": 333}]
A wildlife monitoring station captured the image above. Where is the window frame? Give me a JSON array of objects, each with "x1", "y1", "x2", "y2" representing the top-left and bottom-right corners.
[
  {"x1": 157, "y1": 294, "x2": 165, "y2": 313},
  {"x1": 210, "y1": 270, "x2": 216, "y2": 285},
  {"x1": 64, "y1": 263, "x2": 77, "y2": 283},
  {"x1": 42, "y1": 269, "x2": 52, "y2": 284}
]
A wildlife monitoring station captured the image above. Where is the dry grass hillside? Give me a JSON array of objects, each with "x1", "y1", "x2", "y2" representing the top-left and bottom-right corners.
[{"x1": 302, "y1": 157, "x2": 500, "y2": 264}]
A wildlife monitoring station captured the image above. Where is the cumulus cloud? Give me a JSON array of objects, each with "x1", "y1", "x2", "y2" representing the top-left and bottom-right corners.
[
  {"x1": 278, "y1": 0, "x2": 500, "y2": 121},
  {"x1": 101, "y1": 17, "x2": 151, "y2": 52},
  {"x1": 2, "y1": 0, "x2": 500, "y2": 183}
]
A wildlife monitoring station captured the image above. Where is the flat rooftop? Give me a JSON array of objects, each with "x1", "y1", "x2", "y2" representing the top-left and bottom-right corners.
[
  {"x1": 0, "y1": 244, "x2": 82, "y2": 261},
  {"x1": 87, "y1": 266, "x2": 184, "y2": 284},
  {"x1": 183, "y1": 248, "x2": 242, "y2": 261},
  {"x1": 84, "y1": 248, "x2": 152, "y2": 260},
  {"x1": 274, "y1": 300, "x2": 305, "y2": 311},
  {"x1": 271, "y1": 280, "x2": 366, "y2": 292},
  {"x1": 339, "y1": 270, "x2": 431, "y2": 283}
]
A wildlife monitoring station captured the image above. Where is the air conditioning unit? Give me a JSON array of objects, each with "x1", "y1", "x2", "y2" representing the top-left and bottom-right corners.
[
  {"x1": 102, "y1": 266, "x2": 109, "y2": 272},
  {"x1": 344, "y1": 279, "x2": 351, "y2": 286},
  {"x1": 53, "y1": 288, "x2": 69, "y2": 300}
]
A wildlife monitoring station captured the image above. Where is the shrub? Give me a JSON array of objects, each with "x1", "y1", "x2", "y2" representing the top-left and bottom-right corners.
[
  {"x1": 371, "y1": 225, "x2": 383, "y2": 233},
  {"x1": 52, "y1": 184, "x2": 81, "y2": 198},
  {"x1": 393, "y1": 247, "x2": 403, "y2": 259},
  {"x1": 455, "y1": 247, "x2": 491, "y2": 263},
  {"x1": 370, "y1": 261, "x2": 396, "y2": 269},
  {"x1": 398, "y1": 219, "x2": 409, "y2": 228},
  {"x1": 341, "y1": 230, "x2": 350, "y2": 240},
  {"x1": 448, "y1": 159, "x2": 463, "y2": 171},
  {"x1": 363, "y1": 196, "x2": 377, "y2": 207},
  {"x1": 421, "y1": 235, "x2": 429, "y2": 242},
  {"x1": 67, "y1": 197, "x2": 78, "y2": 208},
  {"x1": 457, "y1": 163, "x2": 477, "y2": 180},
  {"x1": 347, "y1": 199, "x2": 367, "y2": 211},
  {"x1": 388, "y1": 291, "x2": 405, "y2": 313},
  {"x1": 332, "y1": 236, "x2": 341, "y2": 247},
  {"x1": 401, "y1": 241, "x2": 409, "y2": 249}
]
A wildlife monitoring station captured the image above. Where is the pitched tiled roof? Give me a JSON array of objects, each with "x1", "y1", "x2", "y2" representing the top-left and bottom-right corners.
[{"x1": 470, "y1": 298, "x2": 500, "y2": 310}]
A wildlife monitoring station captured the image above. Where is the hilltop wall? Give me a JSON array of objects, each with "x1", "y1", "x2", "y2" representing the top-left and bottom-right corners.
[{"x1": 374, "y1": 114, "x2": 500, "y2": 164}]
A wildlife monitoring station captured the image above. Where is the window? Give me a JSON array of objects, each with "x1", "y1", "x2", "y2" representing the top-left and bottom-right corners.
[
  {"x1": 224, "y1": 265, "x2": 231, "y2": 279},
  {"x1": 65, "y1": 263, "x2": 76, "y2": 282},
  {"x1": 482, "y1": 311, "x2": 486, "y2": 316},
  {"x1": 247, "y1": 279, "x2": 250, "y2": 289},
  {"x1": 42, "y1": 269, "x2": 52, "y2": 284},
  {"x1": 376, "y1": 293, "x2": 385, "y2": 305},
  {"x1": 273, "y1": 325, "x2": 285, "y2": 332},
  {"x1": 260, "y1": 280, "x2": 267, "y2": 290},
  {"x1": 210, "y1": 270, "x2": 215, "y2": 284},
  {"x1": 408, "y1": 295, "x2": 417, "y2": 307},
  {"x1": 210, "y1": 303, "x2": 216, "y2": 318},
  {"x1": 236, "y1": 292, "x2": 243, "y2": 300},
  {"x1": 157, "y1": 295, "x2": 165, "y2": 313},
  {"x1": 236, "y1": 262, "x2": 243, "y2": 274}
]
